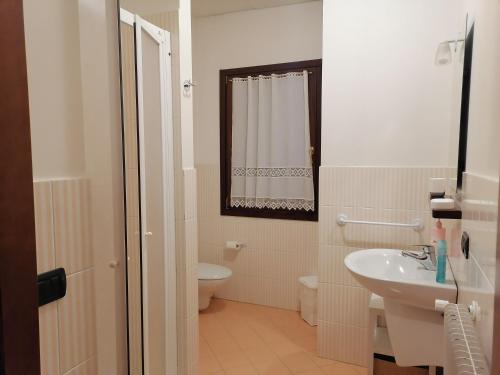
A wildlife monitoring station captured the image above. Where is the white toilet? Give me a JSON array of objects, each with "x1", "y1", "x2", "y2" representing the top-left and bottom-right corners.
[{"x1": 198, "y1": 263, "x2": 232, "y2": 310}]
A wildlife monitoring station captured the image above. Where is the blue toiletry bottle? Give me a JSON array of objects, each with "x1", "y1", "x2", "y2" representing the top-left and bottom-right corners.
[{"x1": 436, "y1": 240, "x2": 447, "y2": 283}]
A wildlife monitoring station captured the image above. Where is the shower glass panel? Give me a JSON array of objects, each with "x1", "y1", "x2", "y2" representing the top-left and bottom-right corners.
[{"x1": 120, "y1": 10, "x2": 177, "y2": 375}]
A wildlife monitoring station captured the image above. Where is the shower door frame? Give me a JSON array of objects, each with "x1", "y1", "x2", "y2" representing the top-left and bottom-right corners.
[{"x1": 120, "y1": 10, "x2": 177, "y2": 374}]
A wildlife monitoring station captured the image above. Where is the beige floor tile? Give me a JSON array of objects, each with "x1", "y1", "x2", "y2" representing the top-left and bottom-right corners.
[
  {"x1": 199, "y1": 340, "x2": 223, "y2": 375},
  {"x1": 280, "y1": 351, "x2": 319, "y2": 373},
  {"x1": 321, "y1": 362, "x2": 366, "y2": 375},
  {"x1": 224, "y1": 365, "x2": 260, "y2": 375},
  {"x1": 293, "y1": 334, "x2": 317, "y2": 353},
  {"x1": 270, "y1": 339, "x2": 304, "y2": 357},
  {"x1": 199, "y1": 337, "x2": 212, "y2": 355},
  {"x1": 306, "y1": 352, "x2": 336, "y2": 367},
  {"x1": 282, "y1": 323, "x2": 316, "y2": 341},
  {"x1": 199, "y1": 299, "x2": 329, "y2": 375},
  {"x1": 295, "y1": 368, "x2": 325, "y2": 375},
  {"x1": 209, "y1": 339, "x2": 252, "y2": 370},
  {"x1": 199, "y1": 360, "x2": 223, "y2": 375},
  {"x1": 253, "y1": 359, "x2": 293, "y2": 375},
  {"x1": 244, "y1": 346, "x2": 279, "y2": 364},
  {"x1": 229, "y1": 326, "x2": 266, "y2": 350},
  {"x1": 200, "y1": 316, "x2": 232, "y2": 343}
]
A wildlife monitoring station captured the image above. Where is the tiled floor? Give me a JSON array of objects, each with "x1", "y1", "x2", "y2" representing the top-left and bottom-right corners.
[{"x1": 199, "y1": 298, "x2": 367, "y2": 375}]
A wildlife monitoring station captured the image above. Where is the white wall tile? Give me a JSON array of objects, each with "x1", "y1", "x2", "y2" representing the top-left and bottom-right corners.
[
  {"x1": 39, "y1": 303, "x2": 60, "y2": 375},
  {"x1": 197, "y1": 164, "x2": 319, "y2": 311},
  {"x1": 448, "y1": 172, "x2": 498, "y2": 365},
  {"x1": 35, "y1": 178, "x2": 97, "y2": 375},
  {"x1": 58, "y1": 270, "x2": 97, "y2": 373},
  {"x1": 317, "y1": 166, "x2": 454, "y2": 366},
  {"x1": 33, "y1": 181, "x2": 55, "y2": 273},
  {"x1": 175, "y1": 167, "x2": 200, "y2": 373},
  {"x1": 52, "y1": 179, "x2": 93, "y2": 275},
  {"x1": 317, "y1": 320, "x2": 368, "y2": 366},
  {"x1": 318, "y1": 283, "x2": 370, "y2": 327}
]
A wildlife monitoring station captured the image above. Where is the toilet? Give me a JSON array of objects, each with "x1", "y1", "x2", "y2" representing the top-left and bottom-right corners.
[{"x1": 198, "y1": 263, "x2": 232, "y2": 310}]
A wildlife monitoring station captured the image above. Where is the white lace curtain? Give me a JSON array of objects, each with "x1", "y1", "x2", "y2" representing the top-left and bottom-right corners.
[{"x1": 230, "y1": 71, "x2": 314, "y2": 211}]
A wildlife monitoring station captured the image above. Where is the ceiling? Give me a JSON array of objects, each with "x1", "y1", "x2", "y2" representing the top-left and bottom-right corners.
[
  {"x1": 120, "y1": 0, "x2": 179, "y2": 15},
  {"x1": 120, "y1": 0, "x2": 319, "y2": 18},
  {"x1": 191, "y1": 0, "x2": 319, "y2": 17}
]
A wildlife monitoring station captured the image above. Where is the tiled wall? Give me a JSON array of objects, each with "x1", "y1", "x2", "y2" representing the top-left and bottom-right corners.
[
  {"x1": 317, "y1": 166, "x2": 455, "y2": 366},
  {"x1": 34, "y1": 178, "x2": 97, "y2": 375},
  {"x1": 175, "y1": 168, "x2": 200, "y2": 375},
  {"x1": 197, "y1": 164, "x2": 319, "y2": 311},
  {"x1": 448, "y1": 172, "x2": 498, "y2": 366}
]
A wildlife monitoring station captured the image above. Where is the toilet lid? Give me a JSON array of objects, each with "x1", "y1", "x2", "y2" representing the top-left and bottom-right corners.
[{"x1": 198, "y1": 263, "x2": 232, "y2": 280}]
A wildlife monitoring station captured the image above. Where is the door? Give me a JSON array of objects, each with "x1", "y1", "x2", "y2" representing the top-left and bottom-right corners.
[
  {"x1": 0, "y1": 0, "x2": 40, "y2": 374},
  {"x1": 120, "y1": 10, "x2": 177, "y2": 375},
  {"x1": 1, "y1": 1, "x2": 129, "y2": 374}
]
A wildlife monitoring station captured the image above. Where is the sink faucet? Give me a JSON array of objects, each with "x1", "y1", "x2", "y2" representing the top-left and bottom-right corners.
[{"x1": 401, "y1": 245, "x2": 436, "y2": 271}]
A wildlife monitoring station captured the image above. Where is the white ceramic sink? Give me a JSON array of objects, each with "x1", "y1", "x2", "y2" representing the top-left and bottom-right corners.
[
  {"x1": 344, "y1": 248, "x2": 458, "y2": 367},
  {"x1": 344, "y1": 248, "x2": 456, "y2": 310}
]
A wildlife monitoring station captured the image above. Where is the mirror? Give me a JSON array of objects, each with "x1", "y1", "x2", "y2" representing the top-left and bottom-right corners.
[
  {"x1": 456, "y1": 21, "x2": 475, "y2": 191},
  {"x1": 447, "y1": 16, "x2": 475, "y2": 194}
]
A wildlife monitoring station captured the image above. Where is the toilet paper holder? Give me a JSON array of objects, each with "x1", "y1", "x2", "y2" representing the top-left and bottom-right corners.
[{"x1": 225, "y1": 241, "x2": 244, "y2": 250}]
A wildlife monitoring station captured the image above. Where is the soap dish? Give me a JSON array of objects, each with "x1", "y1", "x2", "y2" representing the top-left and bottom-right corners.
[{"x1": 430, "y1": 198, "x2": 455, "y2": 210}]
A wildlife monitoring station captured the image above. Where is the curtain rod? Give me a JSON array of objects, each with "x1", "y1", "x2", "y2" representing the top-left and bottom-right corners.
[{"x1": 227, "y1": 71, "x2": 313, "y2": 83}]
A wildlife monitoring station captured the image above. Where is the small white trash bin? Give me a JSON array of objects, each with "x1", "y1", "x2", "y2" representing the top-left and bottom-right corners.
[{"x1": 299, "y1": 275, "x2": 318, "y2": 326}]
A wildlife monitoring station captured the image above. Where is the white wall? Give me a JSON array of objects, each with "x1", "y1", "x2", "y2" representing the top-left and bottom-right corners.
[
  {"x1": 318, "y1": 0, "x2": 465, "y2": 366},
  {"x1": 193, "y1": 2, "x2": 322, "y2": 310},
  {"x1": 24, "y1": 0, "x2": 86, "y2": 179},
  {"x1": 179, "y1": 0, "x2": 195, "y2": 168},
  {"x1": 321, "y1": 0, "x2": 462, "y2": 167},
  {"x1": 193, "y1": 1, "x2": 323, "y2": 165},
  {"x1": 79, "y1": 0, "x2": 128, "y2": 373}
]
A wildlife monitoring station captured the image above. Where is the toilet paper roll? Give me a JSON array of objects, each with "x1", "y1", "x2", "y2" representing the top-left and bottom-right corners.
[{"x1": 225, "y1": 241, "x2": 243, "y2": 250}]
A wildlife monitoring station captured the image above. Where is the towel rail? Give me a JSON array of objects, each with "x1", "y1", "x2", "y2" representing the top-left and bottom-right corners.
[{"x1": 336, "y1": 214, "x2": 424, "y2": 232}]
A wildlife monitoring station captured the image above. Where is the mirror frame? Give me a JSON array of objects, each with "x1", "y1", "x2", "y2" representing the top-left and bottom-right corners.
[{"x1": 456, "y1": 21, "x2": 474, "y2": 192}]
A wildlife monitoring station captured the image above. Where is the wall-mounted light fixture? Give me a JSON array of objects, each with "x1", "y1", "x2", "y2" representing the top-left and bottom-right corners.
[{"x1": 435, "y1": 38, "x2": 465, "y2": 66}]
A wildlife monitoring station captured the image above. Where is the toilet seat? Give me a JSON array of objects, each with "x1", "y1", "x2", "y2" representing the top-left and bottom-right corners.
[{"x1": 198, "y1": 263, "x2": 232, "y2": 280}]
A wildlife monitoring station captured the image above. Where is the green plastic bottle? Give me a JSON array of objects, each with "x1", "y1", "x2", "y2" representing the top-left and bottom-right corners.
[{"x1": 436, "y1": 240, "x2": 447, "y2": 283}]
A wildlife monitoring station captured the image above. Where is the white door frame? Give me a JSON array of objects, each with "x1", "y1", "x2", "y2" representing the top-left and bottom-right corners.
[{"x1": 121, "y1": 9, "x2": 177, "y2": 374}]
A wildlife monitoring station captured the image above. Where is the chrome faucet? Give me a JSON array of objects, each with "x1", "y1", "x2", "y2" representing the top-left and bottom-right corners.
[{"x1": 401, "y1": 245, "x2": 436, "y2": 271}]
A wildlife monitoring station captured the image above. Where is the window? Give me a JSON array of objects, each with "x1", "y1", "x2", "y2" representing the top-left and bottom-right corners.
[{"x1": 220, "y1": 60, "x2": 322, "y2": 221}]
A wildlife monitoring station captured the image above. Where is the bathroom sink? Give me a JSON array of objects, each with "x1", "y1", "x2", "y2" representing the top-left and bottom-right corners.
[
  {"x1": 344, "y1": 248, "x2": 456, "y2": 310},
  {"x1": 344, "y1": 249, "x2": 458, "y2": 367}
]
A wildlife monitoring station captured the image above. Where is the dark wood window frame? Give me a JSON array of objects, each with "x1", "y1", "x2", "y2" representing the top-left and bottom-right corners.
[{"x1": 220, "y1": 59, "x2": 322, "y2": 222}]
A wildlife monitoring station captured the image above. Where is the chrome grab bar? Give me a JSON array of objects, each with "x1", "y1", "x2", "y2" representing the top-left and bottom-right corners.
[{"x1": 336, "y1": 214, "x2": 424, "y2": 232}]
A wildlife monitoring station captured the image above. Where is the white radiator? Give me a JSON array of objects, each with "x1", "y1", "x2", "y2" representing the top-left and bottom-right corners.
[{"x1": 444, "y1": 304, "x2": 489, "y2": 375}]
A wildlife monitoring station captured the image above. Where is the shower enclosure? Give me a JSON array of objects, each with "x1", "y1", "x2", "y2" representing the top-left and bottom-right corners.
[{"x1": 120, "y1": 9, "x2": 177, "y2": 375}]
